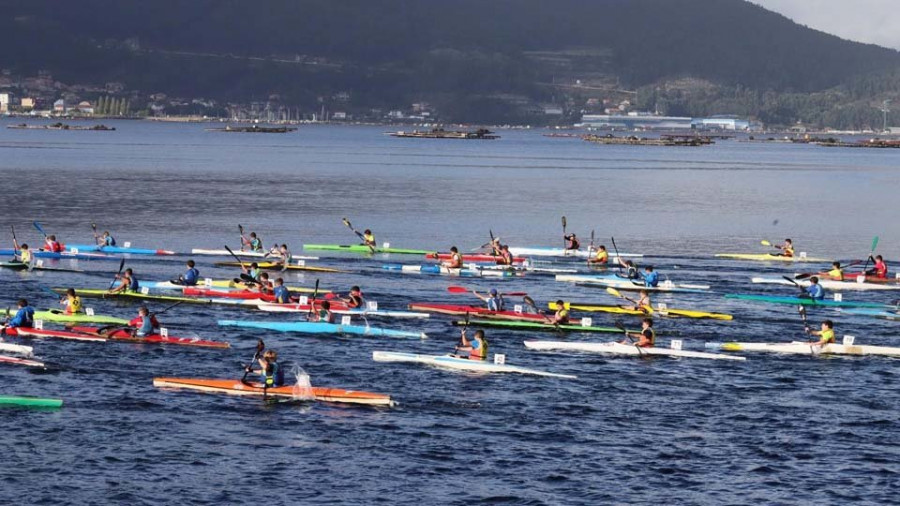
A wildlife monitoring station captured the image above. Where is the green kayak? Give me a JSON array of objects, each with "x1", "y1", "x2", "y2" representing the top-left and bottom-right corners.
[
  {"x1": 0, "y1": 261, "x2": 84, "y2": 273},
  {"x1": 303, "y1": 244, "x2": 432, "y2": 255},
  {"x1": 451, "y1": 319, "x2": 633, "y2": 334},
  {"x1": 0, "y1": 396, "x2": 63, "y2": 408},
  {"x1": 33, "y1": 310, "x2": 129, "y2": 325},
  {"x1": 50, "y1": 288, "x2": 224, "y2": 305},
  {"x1": 724, "y1": 294, "x2": 890, "y2": 309}
]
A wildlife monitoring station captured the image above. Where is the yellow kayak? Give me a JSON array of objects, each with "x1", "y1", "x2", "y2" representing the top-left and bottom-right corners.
[
  {"x1": 714, "y1": 253, "x2": 829, "y2": 262},
  {"x1": 549, "y1": 302, "x2": 733, "y2": 320},
  {"x1": 213, "y1": 261, "x2": 343, "y2": 273}
]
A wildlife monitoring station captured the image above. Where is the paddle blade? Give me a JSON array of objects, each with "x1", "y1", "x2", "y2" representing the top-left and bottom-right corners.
[
  {"x1": 33, "y1": 221, "x2": 46, "y2": 236},
  {"x1": 782, "y1": 275, "x2": 799, "y2": 286},
  {"x1": 447, "y1": 286, "x2": 469, "y2": 293},
  {"x1": 760, "y1": 240, "x2": 772, "y2": 246},
  {"x1": 238, "y1": 224, "x2": 244, "y2": 234},
  {"x1": 794, "y1": 273, "x2": 812, "y2": 280},
  {"x1": 523, "y1": 296, "x2": 536, "y2": 308},
  {"x1": 342, "y1": 218, "x2": 351, "y2": 228},
  {"x1": 605, "y1": 287, "x2": 622, "y2": 298},
  {"x1": 871, "y1": 236, "x2": 879, "y2": 252},
  {"x1": 561, "y1": 216, "x2": 566, "y2": 229}
]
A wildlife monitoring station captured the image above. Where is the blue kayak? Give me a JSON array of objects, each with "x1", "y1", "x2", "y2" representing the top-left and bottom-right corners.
[
  {"x1": 382, "y1": 264, "x2": 517, "y2": 278},
  {"x1": 218, "y1": 320, "x2": 427, "y2": 339},
  {"x1": 64, "y1": 244, "x2": 177, "y2": 255},
  {"x1": 840, "y1": 308, "x2": 900, "y2": 319},
  {"x1": 0, "y1": 249, "x2": 115, "y2": 261}
]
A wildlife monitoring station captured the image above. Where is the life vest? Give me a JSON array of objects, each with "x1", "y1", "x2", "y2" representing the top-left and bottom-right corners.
[
  {"x1": 783, "y1": 246, "x2": 794, "y2": 257},
  {"x1": 250, "y1": 238, "x2": 263, "y2": 251},
  {"x1": 19, "y1": 249, "x2": 31, "y2": 263},
  {"x1": 555, "y1": 308, "x2": 569, "y2": 324},
  {"x1": 347, "y1": 293, "x2": 364, "y2": 308},
  {"x1": 821, "y1": 328, "x2": 835, "y2": 344},
  {"x1": 130, "y1": 315, "x2": 159, "y2": 336},
  {"x1": 596, "y1": 250, "x2": 608, "y2": 263},
  {"x1": 567, "y1": 238, "x2": 580, "y2": 250},
  {"x1": 469, "y1": 336, "x2": 488, "y2": 360},
  {"x1": 449, "y1": 253, "x2": 462, "y2": 268},
  {"x1": 262, "y1": 361, "x2": 284, "y2": 387},
  {"x1": 499, "y1": 251, "x2": 513, "y2": 265},
  {"x1": 638, "y1": 327, "x2": 656, "y2": 347},
  {"x1": 874, "y1": 261, "x2": 888, "y2": 279},
  {"x1": 486, "y1": 296, "x2": 504, "y2": 311},
  {"x1": 363, "y1": 233, "x2": 375, "y2": 245},
  {"x1": 183, "y1": 268, "x2": 200, "y2": 285},
  {"x1": 46, "y1": 240, "x2": 63, "y2": 253},
  {"x1": 318, "y1": 309, "x2": 334, "y2": 324},
  {"x1": 827, "y1": 268, "x2": 843, "y2": 280},
  {"x1": 65, "y1": 296, "x2": 83, "y2": 314},
  {"x1": 273, "y1": 286, "x2": 291, "y2": 304},
  {"x1": 128, "y1": 276, "x2": 139, "y2": 291}
]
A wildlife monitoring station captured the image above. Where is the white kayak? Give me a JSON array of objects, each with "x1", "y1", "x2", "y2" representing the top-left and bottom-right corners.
[
  {"x1": 372, "y1": 351, "x2": 577, "y2": 378},
  {"x1": 524, "y1": 340, "x2": 745, "y2": 360},
  {"x1": 508, "y1": 246, "x2": 641, "y2": 259},
  {"x1": 468, "y1": 263, "x2": 578, "y2": 274},
  {"x1": 191, "y1": 248, "x2": 319, "y2": 260},
  {"x1": 750, "y1": 276, "x2": 900, "y2": 291},
  {"x1": 706, "y1": 341, "x2": 900, "y2": 357},
  {"x1": 557, "y1": 275, "x2": 710, "y2": 293},
  {"x1": 0, "y1": 341, "x2": 34, "y2": 357},
  {"x1": 255, "y1": 302, "x2": 430, "y2": 319}
]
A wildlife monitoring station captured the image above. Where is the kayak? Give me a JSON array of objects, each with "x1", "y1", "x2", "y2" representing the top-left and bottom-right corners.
[
  {"x1": 68, "y1": 326, "x2": 230, "y2": 349},
  {"x1": 839, "y1": 308, "x2": 900, "y2": 320},
  {"x1": 706, "y1": 341, "x2": 900, "y2": 357},
  {"x1": 507, "y1": 247, "x2": 642, "y2": 259},
  {"x1": 407, "y1": 303, "x2": 556, "y2": 322},
  {"x1": 33, "y1": 310, "x2": 129, "y2": 325},
  {"x1": 190, "y1": 249, "x2": 319, "y2": 260},
  {"x1": 548, "y1": 302, "x2": 733, "y2": 320},
  {"x1": 5, "y1": 327, "x2": 107, "y2": 342},
  {"x1": 0, "y1": 341, "x2": 34, "y2": 356},
  {"x1": 471, "y1": 263, "x2": 578, "y2": 274},
  {"x1": 153, "y1": 377, "x2": 393, "y2": 406},
  {"x1": 750, "y1": 276, "x2": 900, "y2": 291},
  {"x1": 213, "y1": 261, "x2": 343, "y2": 273},
  {"x1": 841, "y1": 274, "x2": 900, "y2": 284},
  {"x1": 425, "y1": 252, "x2": 526, "y2": 264},
  {"x1": 50, "y1": 288, "x2": 248, "y2": 306},
  {"x1": 372, "y1": 351, "x2": 577, "y2": 378},
  {"x1": 0, "y1": 249, "x2": 113, "y2": 260},
  {"x1": 303, "y1": 244, "x2": 431, "y2": 255},
  {"x1": 724, "y1": 293, "x2": 890, "y2": 309},
  {"x1": 0, "y1": 354, "x2": 45, "y2": 368},
  {"x1": 382, "y1": 264, "x2": 519, "y2": 277},
  {"x1": 183, "y1": 287, "x2": 279, "y2": 302},
  {"x1": 715, "y1": 253, "x2": 829, "y2": 262},
  {"x1": 451, "y1": 319, "x2": 631, "y2": 334},
  {"x1": 141, "y1": 280, "x2": 327, "y2": 294},
  {"x1": 0, "y1": 261, "x2": 84, "y2": 273},
  {"x1": 0, "y1": 396, "x2": 63, "y2": 408},
  {"x1": 556, "y1": 274, "x2": 711, "y2": 293},
  {"x1": 218, "y1": 320, "x2": 427, "y2": 339},
  {"x1": 256, "y1": 302, "x2": 429, "y2": 319},
  {"x1": 524, "y1": 341, "x2": 746, "y2": 360},
  {"x1": 65, "y1": 244, "x2": 176, "y2": 255}
]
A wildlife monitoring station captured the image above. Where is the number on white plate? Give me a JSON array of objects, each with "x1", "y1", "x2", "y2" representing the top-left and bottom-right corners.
[
  {"x1": 204, "y1": 278, "x2": 213, "y2": 287},
  {"x1": 513, "y1": 304, "x2": 523, "y2": 314},
  {"x1": 857, "y1": 275, "x2": 865, "y2": 284},
  {"x1": 124, "y1": 241, "x2": 132, "y2": 248},
  {"x1": 657, "y1": 302, "x2": 668, "y2": 312},
  {"x1": 670, "y1": 339, "x2": 683, "y2": 350},
  {"x1": 493, "y1": 354, "x2": 506, "y2": 365},
  {"x1": 580, "y1": 317, "x2": 593, "y2": 327},
  {"x1": 382, "y1": 242, "x2": 390, "y2": 249},
  {"x1": 160, "y1": 328, "x2": 168, "y2": 337},
  {"x1": 140, "y1": 287, "x2": 150, "y2": 295},
  {"x1": 341, "y1": 316, "x2": 352, "y2": 326},
  {"x1": 842, "y1": 335, "x2": 856, "y2": 346},
  {"x1": 34, "y1": 320, "x2": 43, "y2": 330},
  {"x1": 85, "y1": 307, "x2": 95, "y2": 316},
  {"x1": 71, "y1": 248, "x2": 79, "y2": 254},
  {"x1": 799, "y1": 251, "x2": 807, "y2": 259},
  {"x1": 663, "y1": 279, "x2": 674, "y2": 289},
  {"x1": 36, "y1": 260, "x2": 44, "y2": 267},
  {"x1": 366, "y1": 301, "x2": 378, "y2": 311},
  {"x1": 833, "y1": 293, "x2": 843, "y2": 302},
  {"x1": 296, "y1": 259, "x2": 305, "y2": 266},
  {"x1": 298, "y1": 296, "x2": 308, "y2": 305}
]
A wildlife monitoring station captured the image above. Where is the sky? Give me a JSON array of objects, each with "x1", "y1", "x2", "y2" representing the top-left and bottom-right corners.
[{"x1": 750, "y1": 0, "x2": 900, "y2": 50}]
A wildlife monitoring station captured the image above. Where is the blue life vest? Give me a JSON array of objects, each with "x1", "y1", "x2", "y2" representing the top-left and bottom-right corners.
[
  {"x1": 261, "y1": 362, "x2": 284, "y2": 387},
  {"x1": 183, "y1": 268, "x2": 200, "y2": 286}
]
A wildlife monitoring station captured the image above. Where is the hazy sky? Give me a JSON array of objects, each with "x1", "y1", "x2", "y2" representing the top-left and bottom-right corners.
[{"x1": 750, "y1": 0, "x2": 900, "y2": 50}]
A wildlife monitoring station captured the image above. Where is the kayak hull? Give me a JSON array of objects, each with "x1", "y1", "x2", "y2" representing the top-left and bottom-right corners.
[
  {"x1": 69, "y1": 326, "x2": 230, "y2": 349},
  {"x1": 256, "y1": 303, "x2": 428, "y2": 319},
  {"x1": 218, "y1": 320, "x2": 427, "y2": 339},
  {"x1": 548, "y1": 302, "x2": 732, "y2": 320},
  {"x1": 0, "y1": 396, "x2": 63, "y2": 408},
  {"x1": 750, "y1": 276, "x2": 900, "y2": 291},
  {"x1": 407, "y1": 303, "x2": 552, "y2": 322},
  {"x1": 65, "y1": 244, "x2": 176, "y2": 255},
  {"x1": 715, "y1": 253, "x2": 829, "y2": 262},
  {"x1": 706, "y1": 341, "x2": 900, "y2": 357},
  {"x1": 213, "y1": 261, "x2": 342, "y2": 273},
  {"x1": 508, "y1": 247, "x2": 641, "y2": 259},
  {"x1": 425, "y1": 252, "x2": 526, "y2": 264},
  {"x1": 153, "y1": 378, "x2": 392, "y2": 405},
  {"x1": 451, "y1": 318, "x2": 630, "y2": 333},
  {"x1": 303, "y1": 244, "x2": 431, "y2": 255},
  {"x1": 724, "y1": 294, "x2": 889, "y2": 309},
  {"x1": 524, "y1": 341, "x2": 745, "y2": 360},
  {"x1": 372, "y1": 351, "x2": 576, "y2": 378},
  {"x1": 33, "y1": 310, "x2": 129, "y2": 325},
  {"x1": 382, "y1": 264, "x2": 519, "y2": 277}
]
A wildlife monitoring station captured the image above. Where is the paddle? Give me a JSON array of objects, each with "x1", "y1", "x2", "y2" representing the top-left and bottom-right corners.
[
  {"x1": 781, "y1": 275, "x2": 808, "y2": 297},
  {"x1": 614, "y1": 320, "x2": 644, "y2": 358},
  {"x1": 241, "y1": 339, "x2": 266, "y2": 384},
  {"x1": 447, "y1": 286, "x2": 527, "y2": 297},
  {"x1": 224, "y1": 245, "x2": 246, "y2": 271},
  {"x1": 91, "y1": 222, "x2": 99, "y2": 245},
  {"x1": 586, "y1": 229, "x2": 595, "y2": 266},
  {"x1": 860, "y1": 235, "x2": 879, "y2": 275},
  {"x1": 306, "y1": 279, "x2": 320, "y2": 320},
  {"x1": 342, "y1": 218, "x2": 375, "y2": 253},
  {"x1": 605, "y1": 287, "x2": 652, "y2": 314},
  {"x1": 108, "y1": 258, "x2": 125, "y2": 290},
  {"x1": 611, "y1": 236, "x2": 622, "y2": 273},
  {"x1": 33, "y1": 221, "x2": 47, "y2": 238},
  {"x1": 454, "y1": 311, "x2": 471, "y2": 356},
  {"x1": 523, "y1": 295, "x2": 559, "y2": 330},
  {"x1": 561, "y1": 216, "x2": 567, "y2": 250},
  {"x1": 795, "y1": 259, "x2": 863, "y2": 280},
  {"x1": 150, "y1": 300, "x2": 184, "y2": 317},
  {"x1": 238, "y1": 224, "x2": 245, "y2": 251}
]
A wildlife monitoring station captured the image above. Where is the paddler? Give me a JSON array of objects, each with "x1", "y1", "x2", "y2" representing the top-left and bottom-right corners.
[
  {"x1": 241, "y1": 231, "x2": 264, "y2": 252},
  {"x1": 246, "y1": 349, "x2": 285, "y2": 387},
  {"x1": 617, "y1": 259, "x2": 640, "y2": 279},
  {"x1": 96, "y1": 230, "x2": 116, "y2": 247},
  {"x1": 441, "y1": 246, "x2": 464, "y2": 269},
  {"x1": 549, "y1": 299, "x2": 570, "y2": 325},
  {"x1": 564, "y1": 233, "x2": 580, "y2": 251},
  {"x1": 242, "y1": 262, "x2": 262, "y2": 281},
  {"x1": 362, "y1": 229, "x2": 376, "y2": 249},
  {"x1": 866, "y1": 255, "x2": 888, "y2": 279},
  {"x1": 496, "y1": 245, "x2": 514, "y2": 266},
  {"x1": 473, "y1": 288, "x2": 504, "y2": 311},
  {"x1": 129, "y1": 306, "x2": 159, "y2": 337},
  {"x1": 339, "y1": 286, "x2": 365, "y2": 309},
  {"x1": 824, "y1": 261, "x2": 844, "y2": 281},
  {"x1": 268, "y1": 244, "x2": 292, "y2": 268},
  {"x1": 489, "y1": 237, "x2": 502, "y2": 256},
  {"x1": 310, "y1": 300, "x2": 335, "y2": 323},
  {"x1": 14, "y1": 243, "x2": 32, "y2": 264},
  {"x1": 2, "y1": 299, "x2": 35, "y2": 330},
  {"x1": 620, "y1": 318, "x2": 655, "y2": 347},
  {"x1": 256, "y1": 272, "x2": 274, "y2": 294},
  {"x1": 803, "y1": 276, "x2": 825, "y2": 300},
  {"x1": 775, "y1": 239, "x2": 794, "y2": 257},
  {"x1": 630, "y1": 290, "x2": 652, "y2": 312},
  {"x1": 588, "y1": 245, "x2": 609, "y2": 265},
  {"x1": 806, "y1": 319, "x2": 835, "y2": 346},
  {"x1": 272, "y1": 278, "x2": 292, "y2": 304},
  {"x1": 455, "y1": 328, "x2": 488, "y2": 361},
  {"x1": 109, "y1": 268, "x2": 139, "y2": 294},
  {"x1": 44, "y1": 234, "x2": 63, "y2": 253},
  {"x1": 60, "y1": 288, "x2": 83, "y2": 314},
  {"x1": 640, "y1": 265, "x2": 659, "y2": 287},
  {"x1": 176, "y1": 260, "x2": 200, "y2": 286}
]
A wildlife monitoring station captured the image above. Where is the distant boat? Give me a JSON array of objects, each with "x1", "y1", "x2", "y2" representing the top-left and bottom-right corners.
[
  {"x1": 205, "y1": 125, "x2": 297, "y2": 133},
  {"x1": 388, "y1": 127, "x2": 499, "y2": 140},
  {"x1": 7, "y1": 122, "x2": 115, "y2": 131}
]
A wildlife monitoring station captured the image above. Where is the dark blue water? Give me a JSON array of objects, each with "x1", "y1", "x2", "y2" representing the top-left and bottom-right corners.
[{"x1": 1, "y1": 119, "x2": 899, "y2": 504}]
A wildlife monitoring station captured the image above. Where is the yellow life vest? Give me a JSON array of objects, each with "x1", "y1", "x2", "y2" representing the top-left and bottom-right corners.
[{"x1": 821, "y1": 328, "x2": 835, "y2": 344}]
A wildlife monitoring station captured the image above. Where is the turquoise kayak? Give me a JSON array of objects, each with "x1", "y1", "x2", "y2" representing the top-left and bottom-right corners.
[
  {"x1": 218, "y1": 320, "x2": 427, "y2": 339},
  {"x1": 65, "y1": 244, "x2": 176, "y2": 255},
  {"x1": 840, "y1": 308, "x2": 900, "y2": 319},
  {"x1": 724, "y1": 294, "x2": 890, "y2": 309},
  {"x1": 0, "y1": 396, "x2": 63, "y2": 408}
]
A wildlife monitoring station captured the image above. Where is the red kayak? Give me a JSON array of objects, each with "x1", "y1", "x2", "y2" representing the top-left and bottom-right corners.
[
  {"x1": 0, "y1": 354, "x2": 46, "y2": 368},
  {"x1": 425, "y1": 253, "x2": 526, "y2": 264},
  {"x1": 841, "y1": 273, "x2": 898, "y2": 284},
  {"x1": 6, "y1": 327, "x2": 106, "y2": 342},
  {"x1": 67, "y1": 326, "x2": 230, "y2": 349},
  {"x1": 407, "y1": 303, "x2": 554, "y2": 322},
  {"x1": 183, "y1": 287, "x2": 277, "y2": 302}
]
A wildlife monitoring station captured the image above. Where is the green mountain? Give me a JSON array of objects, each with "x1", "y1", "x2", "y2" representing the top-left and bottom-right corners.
[{"x1": 2, "y1": 0, "x2": 898, "y2": 126}]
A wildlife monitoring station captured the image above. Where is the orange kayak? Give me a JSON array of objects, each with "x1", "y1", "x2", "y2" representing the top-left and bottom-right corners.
[{"x1": 152, "y1": 377, "x2": 392, "y2": 406}]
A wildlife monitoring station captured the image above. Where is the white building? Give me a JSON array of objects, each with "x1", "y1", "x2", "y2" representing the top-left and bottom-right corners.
[{"x1": 0, "y1": 93, "x2": 12, "y2": 113}]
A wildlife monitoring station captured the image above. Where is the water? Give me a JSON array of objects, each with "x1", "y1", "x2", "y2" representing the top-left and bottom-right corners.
[{"x1": 1, "y1": 119, "x2": 899, "y2": 504}]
